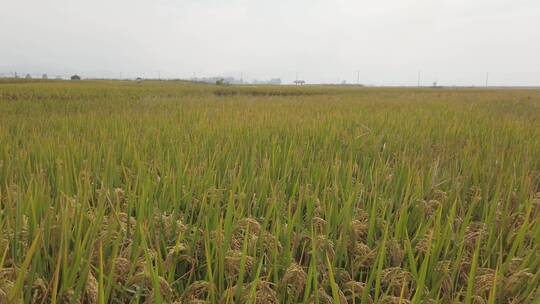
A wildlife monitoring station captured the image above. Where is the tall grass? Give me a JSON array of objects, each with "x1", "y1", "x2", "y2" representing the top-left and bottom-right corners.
[{"x1": 1, "y1": 81, "x2": 539, "y2": 303}]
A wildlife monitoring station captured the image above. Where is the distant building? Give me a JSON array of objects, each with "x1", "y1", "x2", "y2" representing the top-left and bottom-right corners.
[
  {"x1": 25, "y1": 74, "x2": 32, "y2": 79},
  {"x1": 431, "y1": 82, "x2": 443, "y2": 89},
  {"x1": 42, "y1": 74, "x2": 48, "y2": 79},
  {"x1": 293, "y1": 80, "x2": 306, "y2": 85},
  {"x1": 269, "y1": 78, "x2": 282, "y2": 85},
  {"x1": 135, "y1": 77, "x2": 143, "y2": 83},
  {"x1": 191, "y1": 76, "x2": 283, "y2": 85},
  {"x1": 71, "y1": 75, "x2": 81, "y2": 80}
]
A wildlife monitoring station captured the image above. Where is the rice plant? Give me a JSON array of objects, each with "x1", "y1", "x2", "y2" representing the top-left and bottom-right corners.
[{"x1": 0, "y1": 80, "x2": 539, "y2": 303}]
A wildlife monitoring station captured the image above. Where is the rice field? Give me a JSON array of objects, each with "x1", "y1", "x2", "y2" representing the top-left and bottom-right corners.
[{"x1": 1, "y1": 80, "x2": 539, "y2": 303}]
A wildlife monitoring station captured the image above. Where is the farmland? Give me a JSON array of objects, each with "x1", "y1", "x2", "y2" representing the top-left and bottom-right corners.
[{"x1": 1, "y1": 80, "x2": 540, "y2": 303}]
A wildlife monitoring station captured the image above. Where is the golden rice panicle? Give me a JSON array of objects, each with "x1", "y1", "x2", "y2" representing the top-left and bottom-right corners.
[{"x1": 281, "y1": 263, "x2": 307, "y2": 297}]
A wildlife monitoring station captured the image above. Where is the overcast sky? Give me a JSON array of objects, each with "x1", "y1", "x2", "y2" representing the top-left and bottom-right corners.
[{"x1": 1, "y1": 0, "x2": 539, "y2": 85}]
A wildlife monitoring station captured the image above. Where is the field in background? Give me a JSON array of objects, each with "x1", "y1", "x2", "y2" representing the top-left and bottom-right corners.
[{"x1": 1, "y1": 81, "x2": 540, "y2": 303}]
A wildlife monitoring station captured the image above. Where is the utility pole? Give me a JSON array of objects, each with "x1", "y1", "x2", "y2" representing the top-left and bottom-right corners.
[
  {"x1": 485, "y1": 72, "x2": 489, "y2": 88},
  {"x1": 356, "y1": 70, "x2": 360, "y2": 85}
]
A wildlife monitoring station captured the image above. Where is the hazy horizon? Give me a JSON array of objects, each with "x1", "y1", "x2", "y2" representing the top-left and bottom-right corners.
[{"x1": 2, "y1": 0, "x2": 539, "y2": 86}]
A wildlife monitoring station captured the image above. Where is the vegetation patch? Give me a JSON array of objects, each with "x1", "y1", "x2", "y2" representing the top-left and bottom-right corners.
[{"x1": 1, "y1": 81, "x2": 539, "y2": 303}]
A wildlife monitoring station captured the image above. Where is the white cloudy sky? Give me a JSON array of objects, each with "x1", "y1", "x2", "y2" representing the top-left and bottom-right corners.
[{"x1": 1, "y1": 0, "x2": 539, "y2": 85}]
